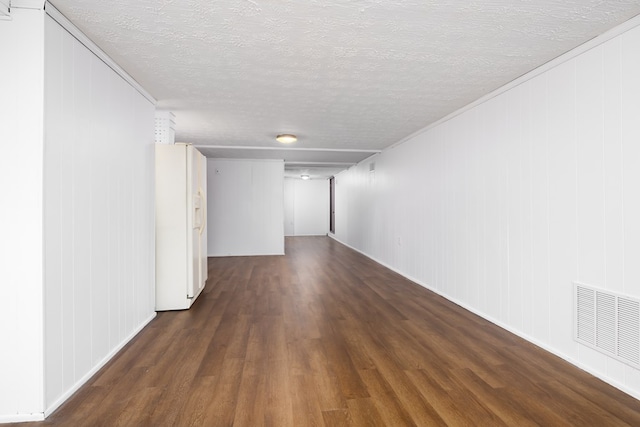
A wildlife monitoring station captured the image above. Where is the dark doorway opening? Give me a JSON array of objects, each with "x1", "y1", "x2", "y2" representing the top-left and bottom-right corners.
[{"x1": 329, "y1": 176, "x2": 335, "y2": 234}]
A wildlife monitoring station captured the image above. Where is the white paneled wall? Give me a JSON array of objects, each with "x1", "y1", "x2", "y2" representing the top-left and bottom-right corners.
[
  {"x1": 334, "y1": 22, "x2": 640, "y2": 397},
  {"x1": 208, "y1": 159, "x2": 284, "y2": 256},
  {"x1": 284, "y1": 178, "x2": 329, "y2": 236},
  {"x1": 0, "y1": 9, "x2": 46, "y2": 421},
  {"x1": 284, "y1": 179, "x2": 295, "y2": 236},
  {"x1": 43, "y1": 15, "x2": 156, "y2": 413}
]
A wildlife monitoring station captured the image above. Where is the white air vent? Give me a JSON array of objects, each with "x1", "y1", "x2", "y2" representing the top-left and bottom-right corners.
[
  {"x1": 155, "y1": 111, "x2": 176, "y2": 144},
  {"x1": 575, "y1": 283, "x2": 640, "y2": 368},
  {"x1": 576, "y1": 285, "x2": 595, "y2": 344}
]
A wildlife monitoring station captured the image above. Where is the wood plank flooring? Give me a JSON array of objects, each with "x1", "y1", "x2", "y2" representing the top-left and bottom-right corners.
[{"x1": 16, "y1": 236, "x2": 640, "y2": 426}]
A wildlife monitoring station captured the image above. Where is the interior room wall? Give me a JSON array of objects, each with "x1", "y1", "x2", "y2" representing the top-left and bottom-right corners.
[
  {"x1": 43, "y1": 14, "x2": 156, "y2": 414},
  {"x1": 0, "y1": 8, "x2": 46, "y2": 421},
  {"x1": 333, "y1": 20, "x2": 640, "y2": 398},
  {"x1": 284, "y1": 178, "x2": 329, "y2": 236},
  {"x1": 207, "y1": 159, "x2": 284, "y2": 256},
  {"x1": 0, "y1": 9, "x2": 157, "y2": 422},
  {"x1": 284, "y1": 178, "x2": 295, "y2": 236}
]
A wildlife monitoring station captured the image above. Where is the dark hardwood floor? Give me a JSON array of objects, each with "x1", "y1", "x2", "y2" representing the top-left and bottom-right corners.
[{"x1": 14, "y1": 236, "x2": 640, "y2": 426}]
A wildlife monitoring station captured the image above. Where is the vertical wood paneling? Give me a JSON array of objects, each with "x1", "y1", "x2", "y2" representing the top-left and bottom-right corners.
[
  {"x1": 334, "y1": 19, "x2": 640, "y2": 398},
  {"x1": 506, "y1": 86, "x2": 524, "y2": 331},
  {"x1": 574, "y1": 45, "x2": 610, "y2": 371},
  {"x1": 0, "y1": 8, "x2": 46, "y2": 418},
  {"x1": 90, "y1": 56, "x2": 110, "y2": 365},
  {"x1": 423, "y1": 135, "x2": 436, "y2": 287},
  {"x1": 480, "y1": 98, "x2": 501, "y2": 320},
  {"x1": 59, "y1": 26, "x2": 76, "y2": 393},
  {"x1": 575, "y1": 47, "x2": 606, "y2": 289},
  {"x1": 620, "y1": 25, "x2": 640, "y2": 394},
  {"x1": 546, "y1": 60, "x2": 578, "y2": 358},
  {"x1": 43, "y1": 16, "x2": 156, "y2": 412},
  {"x1": 44, "y1": 14, "x2": 64, "y2": 408},
  {"x1": 621, "y1": 26, "x2": 640, "y2": 296},
  {"x1": 530, "y1": 74, "x2": 551, "y2": 343},
  {"x1": 284, "y1": 178, "x2": 295, "y2": 236},
  {"x1": 449, "y1": 120, "x2": 461, "y2": 299},
  {"x1": 335, "y1": 173, "x2": 349, "y2": 243},
  {"x1": 207, "y1": 159, "x2": 284, "y2": 256},
  {"x1": 599, "y1": 37, "x2": 629, "y2": 382},
  {"x1": 520, "y1": 79, "x2": 535, "y2": 336},
  {"x1": 475, "y1": 108, "x2": 487, "y2": 313},
  {"x1": 460, "y1": 112, "x2": 472, "y2": 306},
  {"x1": 73, "y1": 35, "x2": 93, "y2": 381},
  {"x1": 602, "y1": 38, "x2": 624, "y2": 295},
  {"x1": 496, "y1": 97, "x2": 510, "y2": 324}
]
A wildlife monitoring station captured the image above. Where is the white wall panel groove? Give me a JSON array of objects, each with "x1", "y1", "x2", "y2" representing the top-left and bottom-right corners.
[
  {"x1": 43, "y1": 14, "x2": 156, "y2": 414},
  {"x1": 334, "y1": 21, "x2": 640, "y2": 399}
]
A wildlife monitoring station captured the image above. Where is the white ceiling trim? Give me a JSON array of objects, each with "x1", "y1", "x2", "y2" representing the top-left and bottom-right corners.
[
  {"x1": 10, "y1": 0, "x2": 45, "y2": 9},
  {"x1": 44, "y1": 1, "x2": 156, "y2": 105},
  {"x1": 389, "y1": 9, "x2": 640, "y2": 153},
  {"x1": 285, "y1": 162, "x2": 356, "y2": 166},
  {"x1": 193, "y1": 145, "x2": 381, "y2": 154}
]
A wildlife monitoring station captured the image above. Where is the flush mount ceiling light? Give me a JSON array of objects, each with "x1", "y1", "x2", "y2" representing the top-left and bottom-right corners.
[
  {"x1": 301, "y1": 175, "x2": 310, "y2": 180},
  {"x1": 276, "y1": 134, "x2": 297, "y2": 144}
]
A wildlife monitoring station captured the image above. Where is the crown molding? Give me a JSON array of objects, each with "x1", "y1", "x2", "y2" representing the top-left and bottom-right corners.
[
  {"x1": 43, "y1": 1, "x2": 156, "y2": 105},
  {"x1": 10, "y1": 0, "x2": 45, "y2": 9}
]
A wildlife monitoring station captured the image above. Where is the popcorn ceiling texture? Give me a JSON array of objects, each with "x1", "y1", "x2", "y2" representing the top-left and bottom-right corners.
[{"x1": 49, "y1": 0, "x2": 640, "y2": 153}]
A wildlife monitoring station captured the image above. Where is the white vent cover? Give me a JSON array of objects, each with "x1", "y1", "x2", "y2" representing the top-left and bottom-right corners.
[
  {"x1": 575, "y1": 283, "x2": 640, "y2": 367},
  {"x1": 155, "y1": 111, "x2": 176, "y2": 144}
]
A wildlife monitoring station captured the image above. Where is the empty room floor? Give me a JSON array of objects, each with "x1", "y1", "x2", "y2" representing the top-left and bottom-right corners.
[{"x1": 17, "y1": 236, "x2": 640, "y2": 426}]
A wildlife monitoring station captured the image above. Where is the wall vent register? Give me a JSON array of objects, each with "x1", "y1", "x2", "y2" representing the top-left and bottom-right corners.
[
  {"x1": 155, "y1": 111, "x2": 176, "y2": 145},
  {"x1": 575, "y1": 283, "x2": 640, "y2": 368}
]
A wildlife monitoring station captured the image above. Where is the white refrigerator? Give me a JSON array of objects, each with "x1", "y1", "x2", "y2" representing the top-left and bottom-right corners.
[{"x1": 155, "y1": 143, "x2": 208, "y2": 311}]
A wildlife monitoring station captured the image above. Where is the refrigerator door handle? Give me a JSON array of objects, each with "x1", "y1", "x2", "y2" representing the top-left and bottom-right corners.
[{"x1": 198, "y1": 187, "x2": 206, "y2": 235}]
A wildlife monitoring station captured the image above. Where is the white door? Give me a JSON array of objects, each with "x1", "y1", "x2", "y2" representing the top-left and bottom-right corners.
[{"x1": 188, "y1": 145, "x2": 207, "y2": 298}]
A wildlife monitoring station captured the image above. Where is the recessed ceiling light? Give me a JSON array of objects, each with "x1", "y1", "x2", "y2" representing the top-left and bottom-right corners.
[
  {"x1": 276, "y1": 134, "x2": 297, "y2": 144},
  {"x1": 301, "y1": 174, "x2": 310, "y2": 180}
]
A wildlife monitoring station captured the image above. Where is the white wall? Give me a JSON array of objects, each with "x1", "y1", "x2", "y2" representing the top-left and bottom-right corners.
[
  {"x1": 284, "y1": 178, "x2": 329, "y2": 236},
  {"x1": 0, "y1": 10, "x2": 156, "y2": 422},
  {"x1": 334, "y1": 21, "x2": 640, "y2": 398},
  {"x1": 284, "y1": 178, "x2": 295, "y2": 236},
  {"x1": 208, "y1": 159, "x2": 284, "y2": 256},
  {"x1": 0, "y1": 8, "x2": 46, "y2": 421},
  {"x1": 42, "y1": 14, "x2": 156, "y2": 414}
]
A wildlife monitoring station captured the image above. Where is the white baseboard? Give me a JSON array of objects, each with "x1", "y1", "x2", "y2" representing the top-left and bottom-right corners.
[
  {"x1": 0, "y1": 412, "x2": 45, "y2": 423},
  {"x1": 43, "y1": 312, "x2": 157, "y2": 418}
]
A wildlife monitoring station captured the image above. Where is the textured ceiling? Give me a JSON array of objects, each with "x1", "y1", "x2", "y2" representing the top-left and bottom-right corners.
[{"x1": 48, "y1": 0, "x2": 640, "y2": 177}]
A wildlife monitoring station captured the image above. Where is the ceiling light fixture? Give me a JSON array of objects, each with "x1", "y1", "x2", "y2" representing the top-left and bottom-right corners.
[
  {"x1": 276, "y1": 134, "x2": 297, "y2": 144},
  {"x1": 301, "y1": 175, "x2": 310, "y2": 180}
]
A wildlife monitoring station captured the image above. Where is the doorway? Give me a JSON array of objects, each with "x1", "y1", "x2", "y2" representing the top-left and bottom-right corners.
[{"x1": 329, "y1": 176, "x2": 335, "y2": 234}]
